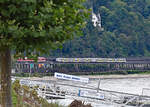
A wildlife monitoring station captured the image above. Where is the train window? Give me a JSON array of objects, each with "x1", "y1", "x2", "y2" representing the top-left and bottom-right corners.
[
  {"x1": 73, "y1": 58, "x2": 79, "y2": 62},
  {"x1": 61, "y1": 58, "x2": 64, "y2": 62},
  {"x1": 85, "y1": 59, "x2": 90, "y2": 62},
  {"x1": 64, "y1": 58, "x2": 69, "y2": 62},
  {"x1": 96, "y1": 59, "x2": 103, "y2": 62},
  {"x1": 38, "y1": 57, "x2": 46, "y2": 62},
  {"x1": 82, "y1": 58, "x2": 86, "y2": 62},
  {"x1": 112, "y1": 59, "x2": 115, "y2": 62}
]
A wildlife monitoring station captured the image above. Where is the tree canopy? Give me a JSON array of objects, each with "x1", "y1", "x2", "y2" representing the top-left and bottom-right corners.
[
  {"x1": 0, "y1": 0, "x2": 89, "y2": 106},
  {"x1": 0, "y1": 0, "x2": 88, "y2": 57},
  {"x1": 51, "y1": 0, "x2": 150, "y2": 57}
]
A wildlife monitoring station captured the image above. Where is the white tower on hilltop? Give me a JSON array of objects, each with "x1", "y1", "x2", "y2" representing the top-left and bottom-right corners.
[
  {"x1": 91, "y1": 7, "x2": 104, "y2": 31},
  {"x1": 92, "y1": 12, "x2": 98, "y2": 27}
]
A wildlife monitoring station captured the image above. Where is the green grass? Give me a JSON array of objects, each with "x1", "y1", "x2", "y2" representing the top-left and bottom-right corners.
[{"x1": 12, "y1": 88, "x2": 18, "y2": 106}]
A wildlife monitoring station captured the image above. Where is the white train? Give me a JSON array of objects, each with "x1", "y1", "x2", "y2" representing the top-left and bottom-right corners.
[{"x1": 56, "y1": 58, "x2": 126, "y2": 63}]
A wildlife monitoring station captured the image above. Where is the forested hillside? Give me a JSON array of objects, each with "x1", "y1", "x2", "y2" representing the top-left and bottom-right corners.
[{"x1": 51, "y1": 0, "x2": 150, "y2": 57}]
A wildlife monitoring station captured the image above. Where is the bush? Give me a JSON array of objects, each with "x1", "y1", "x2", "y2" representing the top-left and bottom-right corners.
[
  {"x1": 69, "y1": 100, "x2": 92, "y2": 107},
  {"x1": 12, "y1": 80, "x2": 63, "y2": 107}
]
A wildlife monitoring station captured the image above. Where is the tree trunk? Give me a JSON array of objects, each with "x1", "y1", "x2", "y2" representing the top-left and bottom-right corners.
[{"x1": 0, "y1": 47, "x2": 12, "y2": 107}]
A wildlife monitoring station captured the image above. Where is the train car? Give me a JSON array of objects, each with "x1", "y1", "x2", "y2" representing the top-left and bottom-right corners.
[
  {"x1": 56, "y1": 58, "x2": 126, "y2": 63},
  {"x1": 17, "y1": 57, "x2": 46, "y2": 62}
]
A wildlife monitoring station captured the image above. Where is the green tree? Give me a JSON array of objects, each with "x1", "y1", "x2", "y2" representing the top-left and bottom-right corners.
[
  {"x1": 51, "y1": 0, "x2": 150, "y2": 58},
  {"x1": 0, "y1": 0, "x2": 88, "y2": 106}
]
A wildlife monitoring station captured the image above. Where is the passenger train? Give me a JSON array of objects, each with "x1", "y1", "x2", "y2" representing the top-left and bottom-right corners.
[
  {"x1": 17, "y1": 57, "x2": 46, "y2": 62},
  {"x1": 17, "y1": 57, "x2": 127, "y2": 63},
  {"x1": 15, "y1": 57, "x2": 150, "y2": 73},
  {"x1": 56, "y1": 58, "x2": 126, "y2": 63}
]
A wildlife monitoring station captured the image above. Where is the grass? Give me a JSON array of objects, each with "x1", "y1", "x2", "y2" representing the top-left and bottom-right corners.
[{"x1": 12, "y1": 88, "x2": 18, "y2": 106}]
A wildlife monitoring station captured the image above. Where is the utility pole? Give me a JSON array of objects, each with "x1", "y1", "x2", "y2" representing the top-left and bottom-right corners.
[{"x1": 97, "y1": 78, "x2": 101, "y2": 92}]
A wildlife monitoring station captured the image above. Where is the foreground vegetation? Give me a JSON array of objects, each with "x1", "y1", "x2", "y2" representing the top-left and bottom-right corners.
[
  {"x1": 0, "y1": 0, "x2": 89, "y2": 106},
  {"x1": 0, "y1": 80, "x2": 92, "y2": 107},
  {"x1": 0, "y1": 80, "x2": 63, "y2": 107}
]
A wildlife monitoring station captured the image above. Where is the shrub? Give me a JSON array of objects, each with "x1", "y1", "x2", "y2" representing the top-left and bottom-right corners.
[{"x1": 69, "y1": 100, "x2": 92, "y2": 107}]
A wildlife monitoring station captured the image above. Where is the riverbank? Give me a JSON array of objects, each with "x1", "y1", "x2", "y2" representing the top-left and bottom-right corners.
[
  {"x1": 82, "y1": 74, "x2": 150, "y2": 79},
  {"x1": 13, "y1": 70, "x2": 150, "y2": 78},
  {"x1": 24, "y1": 74, "x2": 150, "y2": 81},
  {"x1": 14, "y1": 72, "x2": 150, "y2": 81}
]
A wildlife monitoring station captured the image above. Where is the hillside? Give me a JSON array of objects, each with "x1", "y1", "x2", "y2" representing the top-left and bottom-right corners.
[{"x1": 50, "y1": 0, "x2": 150, "y2": 58}]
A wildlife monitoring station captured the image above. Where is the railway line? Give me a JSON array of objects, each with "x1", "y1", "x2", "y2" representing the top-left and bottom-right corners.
[
  {"x1": 16, "y1": 57, "x2": 150, "y2": 63},
  {"x1": 14, "y1": 57, "x2": 150, "y2": 73}
]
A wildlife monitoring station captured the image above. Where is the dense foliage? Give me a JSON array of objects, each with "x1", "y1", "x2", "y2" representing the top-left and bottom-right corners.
[
  {"x1": 51, "y1": 0, "x2": 150, "y2": 57},
  {"x1": 0, "y1": 0, "x2": 88, "y2": 57},
  {"x1": 0, "y1": 0, "x2": 88, "y2": 106}
]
